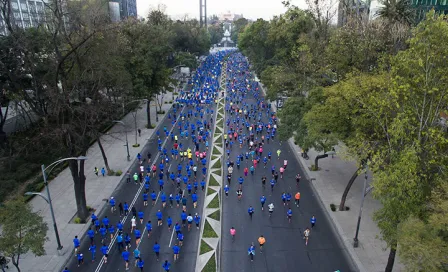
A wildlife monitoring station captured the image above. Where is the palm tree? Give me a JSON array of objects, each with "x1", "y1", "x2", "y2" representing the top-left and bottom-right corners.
[{"x1": 376, "y1": 0, "x2": 415, "y2": 25}]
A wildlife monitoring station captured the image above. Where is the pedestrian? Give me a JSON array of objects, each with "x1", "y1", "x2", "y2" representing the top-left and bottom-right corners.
[
  {"x1": 167, "y1": 216, "x2": 173, "y2": 231},
  {"x1": 146, "y1": 220, "x2": 152, "y2": 238},
  {"x1": 138, "y1": 128, "x2": 141, "y2": 137},
  {"x1": 117, "y1": 233, "x2": 125, "y2": 251},
  {"x1": 73, "y1": 236, "x2": 80, "y2": 255},
  {"x1": 94, "y1": 167, "x2": 99, "y2": 176},
  {"x1": 122, "y1": 248, "x2": 130, "y2": 270},
  {"x1": 237, "y1": 188, "x2": 243, "y2": 201},
  {"x1": 101, "y1": 244, "x2": 108, "y2": 263},
  {"x1": 133, "y1": 248, "x2": 140, "y2": 267},
  {"x1": 187, "y1": 213, "x2": 193, "y2": 231},
  {"x1": 194, "y1": 213, "x2": 201, "y2": 229},
  {"x1": 295, "y1": 191, "x2": 301, "y2": 207},
  {"x1": 89, "y1": 244, "x2": 96, "y2": 262},
  {"x1": 109, "y1": 197, "x2": 116, "y2": 212},
  {"x1": 134, "y1": 228, "x2": 141, "y2": 246},
  {"x1": 248, "y1": 243, "x2": 255, "y2": 261},
  {"x1": 173, "y1": 243, "x2": 180, "y2": 261},
  {"x1": 131, "y1": 216, "x2": 137, "y2": 232},
  {"x1": 124, "y1": 202, "x2": 129, "y2": 215},
  {"x1": 224, "y1": 184, "x2": 230, "y2": 197},
  {"x1": 311, "y1": 215, "x2": 316, "y2": 228},
  {"x1": 132, "y1": 206, "x2": 137, "y2": 218},
  {"x1": 137, "y1": 258, "x2": 144, "y2": 271},
  {"x1": 76, "y1": 252, "x2": 84, "y2": 267},
  {"x1": 230, "y1": 227, "x2": 236, "y2": 240},
  {"x1": 156, "y1": 210, "x2": 163, "y2": 226},
  {"x1": 119, "y1": 202, "x2": 124, "y2": 216},
  {"x1": 248, "y1": 206, "x2": 254, "y2": 219},
  {"x1": 162, "y1": 260, "x2": 171, "y2": 271},
  {"x1": 258, "y1": 235, "x2": 266, "y2": 252},
  {"x1": 260, "y1": 195, "x2": 266, "y2": 210},
  {"x1": 153, "y1": 241, "x2": 160, "y2": 261},
  {"x1": 126, "y1": 171, "x2": 131, "y2": 183}
]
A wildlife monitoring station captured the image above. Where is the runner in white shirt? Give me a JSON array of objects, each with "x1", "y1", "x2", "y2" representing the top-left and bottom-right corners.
[
  {"x1": 187, "y1": 214, "x2": 194, "y2": 231},
  {"x1": 131, "y1": 217, "x2": 137, "y2": 232},
  {"x1": 283, "y1": 160, "x2": 288, "y2": 169},
  {"x1": 140, "y1": 165, "x2": 144, "y2": 173}
]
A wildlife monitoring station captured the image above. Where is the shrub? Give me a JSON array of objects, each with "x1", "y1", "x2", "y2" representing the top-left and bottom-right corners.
[
  {"x1": 132, "y1": 144, "x2": 140, "y2": 147},
  {"x1": 74, "y1": 217, "x2": 82, "y2": 224},
  {"x1": 115, "y1": 170, "x2": 123, "y2": 176},
  {"x1": 330, "y1": 203, "x2": 336, "y2": 211},
  {"x1": 146, "y1": 124, "x2": 155, "y2": 129},
  {"x1": 311, "y1": 164, "x2": 319, "y2": 171}
]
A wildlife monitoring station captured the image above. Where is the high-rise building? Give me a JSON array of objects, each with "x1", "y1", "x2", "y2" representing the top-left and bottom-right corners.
[
  {"x1": 412, "y1": 0, "x2": 448, "y2": 22},
  {"x1": 338, "y1": 0, "x2": 371, "y2": 26},
  {"x1": 109, "y1": 0, "x2": 136, "y2": 19},
  {"x1": 0, "y1": 0, "x2": 48, "y2": 35}
]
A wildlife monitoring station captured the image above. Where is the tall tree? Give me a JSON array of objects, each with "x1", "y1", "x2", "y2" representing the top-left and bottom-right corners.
[{"x1": 0, "y1": 198, "x2": 48, "y2": 272}]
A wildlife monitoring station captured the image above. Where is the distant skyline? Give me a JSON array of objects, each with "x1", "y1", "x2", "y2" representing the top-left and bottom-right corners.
[
  {"x1": 136, "y1": 0, "x2": 309, "y2": 20},
  {"x1": 136, "y1": 0, "x2": 382, "y2": 22}
]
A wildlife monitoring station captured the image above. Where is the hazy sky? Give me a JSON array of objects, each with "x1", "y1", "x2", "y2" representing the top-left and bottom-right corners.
[{"x1": 136, "y1": 0, "x2": 309, "y2": 20}]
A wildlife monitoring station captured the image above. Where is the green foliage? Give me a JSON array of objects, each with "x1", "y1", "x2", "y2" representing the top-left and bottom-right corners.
[
  {"x1": 115, "y1": 170, "x2": 123, "y2": 176},
  {"x1": 209, "y1": 175, "x2": 219, "y2": 186},
  {"x1": 207, "y1": 195, "x2": 219, "y2": 209},
  {"x1": 202, "y1": 253, "x2": 216, "y2": 272},
  {"x1": 74, "y1": 217, "x2": 82, "y2": 224},
  {"x1": 200, "y1": 239, "x2": 213, "y2": 254},
  {"x1": 232, "y1": 18, "x2": 249, "y2": 44},
  {"x1": 208, "y1": 210, "x2": 220, "y2": 221},
  {"x1": 203, "y1": 220, "x2": 218, "y2": 237},
  {"x1": 0, "y1": 198, "x2": 48, "y2": 269}
]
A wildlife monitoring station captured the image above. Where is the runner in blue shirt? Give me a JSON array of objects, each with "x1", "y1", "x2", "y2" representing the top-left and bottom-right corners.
[
  {"x1": 116, "y1": 233, "x2": 124, "y2": 251},
  {"x1": 260, "y1": 195, "x2": 266, "y2": 210},
  {"x1": 143, "y1": 192, "x2": 148, "y2": 206},
  {"x1": 153, "y1": 241, "x2": 161, "y2": 261},
  {"x1": 87, "y1": 228, "x2": 95, "y2": 244},
  {"x1": 89, "y1": 244, "x2": 96, "y2": 262},
  {"x1": 151, "y1": 191, "x2": 157, "y2": 206},
  {"x1": 138, "y1": 211, "x2": 144, "y2": 224},
  {"x1": 99, "y1": 225, "x2": 107, "y2": 243},
  {"x1": 133, "y1": 248, "x2": 140, "y2": 267},
  {"x1": 310, "y1": 215, "x2": 316, "y2": 228},
  {"x1": 76, "y1": 252, "x2": 84, "y2": 267},
  {"x1": 224, "y1": 184, "x2": 230, "y2": 197},
  {"x1": 162, "y1": 260, "x2": 171, "y2": 271},
  {"x1": 161, "y1": 192, "x2": 167, "y2": 208},
  {"x1": 122, "y1": 249, "x2": 130, "y2": 270},
  {"x1": 270, "y1": 179, "x2": 276, "y2": 191},
  {"x1": 109, "y1": 197, "x2": 116, "y2": 213},
  {"x1": 146, "y1": 220, "x2": 152, "y2": 238},
  {"x1": 109, "y1": 224, "x2": 115, "y2": 239},
  {"x1": 172, "y1": 244, "x2": 180, "y2": 261},
  {"x1": 175, "y1": 222, "x2": 181, "y2": 235},
  {"x1": 73, "y1": 236, "x2": 80, "y2": 254},
  {"x1": 156, "y1": 210, "x2": 163, "y2": 226},
  {"x1": 167, "y1": 216, "x2": 173, "y2": 231},
  {"x1": 287, "y1": 208, "x2": 293, "y2": 223},
  {"x1": 248, "y1": 206, "x2": 254, "y2": 219},
  {"x1": 137, "y1": 259, "x2": 144, "y2": 271},
  {"x1": 194, "y1": 213, "x2": 201, "y2": 229},
  {"x1": 101, "y1": 244, "x2": 108, "y2": 263},
  {"x1": 177, "y1": 232, "x2": 184, "y2": 246},
  {"x1": 192, "y1": 193, "x2": 198, "y2": 208}
]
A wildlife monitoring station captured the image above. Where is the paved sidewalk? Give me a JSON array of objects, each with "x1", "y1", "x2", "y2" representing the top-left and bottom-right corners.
[{"x1": 17, "y1": 92, "x2": 176, "y2": 272}]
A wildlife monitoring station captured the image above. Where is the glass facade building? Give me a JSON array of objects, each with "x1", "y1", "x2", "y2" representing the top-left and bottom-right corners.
[
  {"x1": 412, "y1": 0, "x2": 448, "y2": 22},
  {"x1": 0, "y1": 0, "x2": 47, "y2": 35}
]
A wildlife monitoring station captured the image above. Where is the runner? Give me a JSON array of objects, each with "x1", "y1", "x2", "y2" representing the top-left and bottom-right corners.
[
  {"x1": 153, "y1": 241, "x2": 160, "y2": 261},
  {"x1": 311, "y1": 215, "x2": 316, "y2": 228},
  {"x1": 248, "y1": 243, "x2": 256, "y2": 261},
  {"x1": 230, "y1": 227, "x2": 236, "y2": 241},
  {"x1": 237, "y1": 188, "x2": 243, "y2": 201},
  {"x1": 268, "y1": 203, "x2": 274, "y2": 217},
  {"x1": 287, "y1": 208, "x2": 292, "y2": 223},
  {"x1": 258, "y1": 235, "x2": 266, "y2": 252},
  {"x1": 260, "y1": 195, "x2": 266, "y2": 210},
  {"x1": 162, "y1": 260, "x2": 171, "y2": 271},
  {"x1": 295, "y1": 191, "x2": 301, "y2": 207},
  {"x1": 248, "y1": 205, "x2": 254, "y2": 219},
  {"x1": 122, "y1": 248, "x2": 130, "y2": 270},
  {"x1": 173, "y1": 243, "x2": 180, "y2": 261},
  {"x1": 303, "y1": 227, "x2": 311, "y2": 245},
  {"x1": 101, "y1": 244, "x2": 108, "y2": 264}
]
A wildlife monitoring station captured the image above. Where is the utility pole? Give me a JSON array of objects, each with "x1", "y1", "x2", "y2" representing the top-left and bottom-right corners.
[{"x1": 199, "y1": 0, "x2": 207, "y2": 28}]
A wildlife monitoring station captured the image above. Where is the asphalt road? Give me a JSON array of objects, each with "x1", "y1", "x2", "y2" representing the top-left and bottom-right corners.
[
  {"x1": 220, "y1": 64, "x2": 356, "y2": 271},
  {"x1": 66, "y1": 84, "x2": 217, "y2": 272}
]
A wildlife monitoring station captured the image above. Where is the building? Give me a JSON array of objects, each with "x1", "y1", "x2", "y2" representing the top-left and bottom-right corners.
[
  {"x1": 338, "y1": 0, "x2": 371, "y2": 26},
  {"x1": 412, "y1": 0, "x2": 448, "y2": 22},
  {"x1": 0, "y1": 0, "x2": 47, "y2": 35},
  {"x1": 218, "y1": 11, "x2": 244, "y2": 22},
  {"x1": 109, "y1": 0, "x2": 136, "y2": 19}
]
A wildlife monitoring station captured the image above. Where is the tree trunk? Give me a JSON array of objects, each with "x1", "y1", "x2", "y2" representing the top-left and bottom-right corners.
[
  {"x1": 314, "y1": 154, "x2": 328, "y2": 170},
  {"x1": 146, "y1": 100, "x2": 152, "y2": 128},
  {"x1": 69, "y1": 159, "x2": 89, "y2": 222},
  {"x1": 97, "y1": 136, "x2": 111, "y2": 175},
  {"x1": 385, "y1": 243, "x2": 397, "y2": 272},
  {"x1": 339, "y1": 167, "x2": 360, "y2": 211},
  {"x1": 11, "y1": 255, "x2": 20, "y2": 272}
]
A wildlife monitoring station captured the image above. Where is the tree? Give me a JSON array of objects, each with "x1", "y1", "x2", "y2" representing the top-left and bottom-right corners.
[
  {"x1": 397, "y1": 183, "x2": 448, "y2": 271},
  {"x1": 231, "y1": 17, "x2": 249, "y2": 44},
  {"x1": 376, "y1": 0, "x2": 414, "y2": 26},
  {"x1": 208, "y1": 23, "x2": 224, "y2": 45},
  {"x1": 0, "y1": 198, "x2": 48, "y2": 272}
]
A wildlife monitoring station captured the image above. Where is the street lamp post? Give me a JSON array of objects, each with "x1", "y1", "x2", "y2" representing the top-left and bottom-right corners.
[
  {"x1": 25, "y1": 156, "x2": 87, "y2": 251},
  {"x1": 113, "y1": 120, "x2": 130, "y2": 161},
  {"x1": 353, "y1": 164, "x2": 368, "y2": 248}
]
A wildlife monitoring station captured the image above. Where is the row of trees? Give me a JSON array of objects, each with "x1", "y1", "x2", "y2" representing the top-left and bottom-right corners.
[
  {"x1": 0, "y1": 0, "x2": 211, "y2": 221},
  {"x1": 238, "y1": 2, "x2": 448, "y2": 272}
]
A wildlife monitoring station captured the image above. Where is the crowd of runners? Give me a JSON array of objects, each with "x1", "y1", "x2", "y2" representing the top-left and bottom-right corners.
[
  {"x1": 222, "y1": 53, "x2": 317, "y2": 262},
  {"x1": 65, "y1": 51, "x2": 229, "y2": 272}
]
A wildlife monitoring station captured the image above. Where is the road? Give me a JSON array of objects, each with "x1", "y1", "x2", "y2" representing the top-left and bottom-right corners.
[
  {"x1": 220, "y1": 54, "x2": 356, "y2": 272},
  {"x1": 66, "y1": 56, "x2": 221, "y2": 272}
]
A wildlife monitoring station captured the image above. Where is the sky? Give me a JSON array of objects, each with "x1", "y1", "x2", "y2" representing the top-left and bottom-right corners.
[{"x1": 136, "y1": 0, "x2": 310, "y2": 20}]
